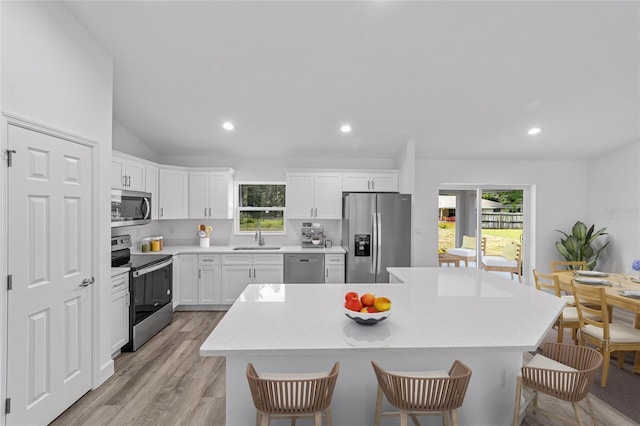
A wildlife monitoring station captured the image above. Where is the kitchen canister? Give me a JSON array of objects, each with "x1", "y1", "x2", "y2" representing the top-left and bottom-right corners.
[
  {"x1": 200, "y1": 237, "x2": 210, "y2": 248},
  {"x1": 151, "y1": 237, "x2": 161, "y2": 252},
  {"x1": 141, "y1": 237, "x2": 151, "y2": 253}
]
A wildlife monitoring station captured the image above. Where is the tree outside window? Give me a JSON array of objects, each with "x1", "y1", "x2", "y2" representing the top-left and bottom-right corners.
[{"x1": 237, "y1": 183, "x2": 286, "y2": 232}]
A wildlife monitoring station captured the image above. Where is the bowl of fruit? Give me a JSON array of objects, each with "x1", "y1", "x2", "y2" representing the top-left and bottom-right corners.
[{"x1": 344, "y1": 291, "x2": 391, "y2": 325}]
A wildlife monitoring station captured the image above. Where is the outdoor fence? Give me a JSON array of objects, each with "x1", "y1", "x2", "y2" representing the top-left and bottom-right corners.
[{"x1": 482, "y1": 212, "x2": 523, "y2": 229}]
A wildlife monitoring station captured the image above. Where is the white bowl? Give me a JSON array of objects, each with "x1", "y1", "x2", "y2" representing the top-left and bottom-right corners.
[{"x1": 344, "y1": 308, "x2": 391, "y2": 325}]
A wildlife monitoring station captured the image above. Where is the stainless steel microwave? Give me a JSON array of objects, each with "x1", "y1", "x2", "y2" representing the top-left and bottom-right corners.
[{"x1": 111, "y1": 190, "x2": 151, "y2": 227}]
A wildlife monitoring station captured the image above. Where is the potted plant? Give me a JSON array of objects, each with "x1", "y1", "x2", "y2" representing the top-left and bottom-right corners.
[{"x1": 555, "y1": 221, "x2": 609, "y2": 270}]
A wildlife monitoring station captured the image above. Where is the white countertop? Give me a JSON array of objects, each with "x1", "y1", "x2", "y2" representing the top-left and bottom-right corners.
[
  {"x1": 132, "y1": 244, "x2": 345, "y2": 256},
  {"x1": 200, "y1": 267, "x2": 563, "y2": 357}
]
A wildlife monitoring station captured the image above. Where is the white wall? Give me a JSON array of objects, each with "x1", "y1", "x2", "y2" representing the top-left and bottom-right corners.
[
  {"x1": 587, "y1": 140, "x2": 640, "y2": 273},
  {"x1": 414, "y1": 158, "x2": 590, "y2": 280},
  {"x1": 113, "y1": 120, "x2": 161, "y2": 163},
  {"x1": 1, "y1": 1, "x2": 114, "y2": 412}
]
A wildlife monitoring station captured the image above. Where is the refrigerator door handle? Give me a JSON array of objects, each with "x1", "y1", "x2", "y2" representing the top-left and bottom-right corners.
[
  {"x1": 376, "y1": 212, "x2": 382, "y2": 275},
  {"x1": 371, "y1": 212, "x2": 378, "y2": 275}
]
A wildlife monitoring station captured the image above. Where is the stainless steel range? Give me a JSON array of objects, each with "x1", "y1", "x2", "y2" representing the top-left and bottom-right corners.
[{"x1": 111, "y1": 235, "x2": 173, "y2": 351}]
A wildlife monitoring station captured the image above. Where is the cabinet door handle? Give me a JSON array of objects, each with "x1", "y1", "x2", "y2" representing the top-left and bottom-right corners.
[
  {"x1": 199, "y1": 269, "x2": 202, "y2": 279},
  {"x1": 310, "y1": 208, "x2": 313, "y2": 217},
  {"x1": 204, "y1": 208, "x2": 207, "y2": 217},
  {"x1": 208, "y1": 207, "x2": 212, "y2": 217},
  {"x1": 326, "y1": 269, "x2": 328, "y2": 278},
  {"x1": 371, "y1": 180, "x2": 375, "y2": 191},
  {"x1": 249, "y1": 269, "x2": 252, "y2": 278},
  {"x1": 160, "y1": 207, "x2": 164, "y2": 217},
  {"x1": 367, "y1": 180, "x2": 370, "y2": 191},
  {"x1": 122, "y1": 175, "x2": 127, "y2": 187},
  {"x1": 314, "y1": 208, "x2": 318, "y2": 217}
]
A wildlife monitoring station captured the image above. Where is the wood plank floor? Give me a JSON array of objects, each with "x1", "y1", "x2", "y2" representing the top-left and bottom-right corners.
[{"x1": 51, "y1": 311, "x2": 636, "y2": 426}]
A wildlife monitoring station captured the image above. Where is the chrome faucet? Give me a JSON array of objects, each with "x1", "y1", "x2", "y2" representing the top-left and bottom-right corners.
[{"x1": 255, "y1": 224, "x2": 265, "y2": 246}]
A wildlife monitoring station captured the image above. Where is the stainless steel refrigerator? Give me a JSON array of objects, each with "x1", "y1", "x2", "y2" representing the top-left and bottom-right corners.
[{"x1": 342, "y1": 193, "x2": 411, "y2": 283}]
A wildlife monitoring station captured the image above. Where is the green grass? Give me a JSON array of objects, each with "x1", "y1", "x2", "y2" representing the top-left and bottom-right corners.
[{"x1": 439, "y1": 223, "x2": 522, "y2": 255}]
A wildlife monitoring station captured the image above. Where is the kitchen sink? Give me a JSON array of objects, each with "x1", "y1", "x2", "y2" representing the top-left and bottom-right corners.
[{"x1": 233, "y1": 246, "x2": 281, "y2": 251}]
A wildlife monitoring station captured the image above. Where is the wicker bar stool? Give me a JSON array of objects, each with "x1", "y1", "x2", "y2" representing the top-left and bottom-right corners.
[
  {"x1": 513, "y1": 342, "x2": 602, "y2": 425},
  {"x1": 371, "y1": 360, "x2": 472, "y2": 426},
  {"x1": 246, "y1": 362, "x2": 339, "y2": 426}
]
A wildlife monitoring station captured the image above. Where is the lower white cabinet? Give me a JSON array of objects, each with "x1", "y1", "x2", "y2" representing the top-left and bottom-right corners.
[
  {"x1": 177, "y1": 254, "x2": 222, "y2": 306},
  {"x1": 325, "y1": 254, "x2": 345, "y2": 283},
  {"x1": 111, "y1": 272, "x2": 130, "y2": 354},
  {"x1": 221, "y1": 254, "x2": 283, "y2": 304}
]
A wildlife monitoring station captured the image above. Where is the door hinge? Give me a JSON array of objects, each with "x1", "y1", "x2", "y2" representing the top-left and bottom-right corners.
[
  {"x1": 6, "y1": 149, "x2": 16, "y2": 167},
  {"x1": 7, "y1": 274, "x2": 12, "y2": 291},
  {"x1": 5, "y1": 397, "x2": 10, "y2": 414}
]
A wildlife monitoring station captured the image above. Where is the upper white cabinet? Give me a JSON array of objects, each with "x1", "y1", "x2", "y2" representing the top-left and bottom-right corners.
[
  {"x1": 189, "y1": 169, "x2": 235, "y2": 219},
  {"x1": 158, "y1": 167, "x2": 189, "y2": 220},
  {"x1": 286, "y1": 172, "x2": 342, "y2": 219},
  {"x1": 145, "y1": 164, "x2": 159, "y2": 220},
  {"x1": 342, "y1": 172, "x2": 398, "y2": 192},
  {"x1": 112, "y1": 153, "x2": 146, "y2": 191}
]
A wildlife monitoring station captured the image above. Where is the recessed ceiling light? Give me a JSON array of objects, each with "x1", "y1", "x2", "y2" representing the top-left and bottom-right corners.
[
  {"x1": 527, "y1": 127, "x2": 541, "y2": 135},
  {"x1": 340, "y1": 124, "x2": 352, "y2": 133},
  {"x1": 222, "y1": 122, "x2": 235, "y2": 131}
]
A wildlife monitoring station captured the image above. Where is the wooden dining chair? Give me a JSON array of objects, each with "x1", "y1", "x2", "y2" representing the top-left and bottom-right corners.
[
  {"x1": 532, "y1": 269, "x2": 580, "y2": 344},
  {"x1": 246, "y1": 362, "x2": 339, "y2": 426},
  {"x1": 481, "y1": 241, "x2": 522, "y2": 283},
  {"x1": 550, "y1": 260, "x2": 587, "y2": 273},
  {"x1": 513, "y1": 342, "x2": 602, "y2": 426},
  {"x1": 371, "y1": 359, "x2": 472, "y2": 426},
  {"x1": 571, "y1": 281, "x2": 640, "y2": 387}
]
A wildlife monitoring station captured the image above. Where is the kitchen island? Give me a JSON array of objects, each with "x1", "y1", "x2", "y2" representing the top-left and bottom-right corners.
[{"x1": 200, "y1": 267, "x2": 563, "y2": 426}]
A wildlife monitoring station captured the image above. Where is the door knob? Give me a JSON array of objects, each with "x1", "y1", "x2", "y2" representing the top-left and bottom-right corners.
[{"x1": 79, "y1": 276, "x2": 95, "y2": 287}]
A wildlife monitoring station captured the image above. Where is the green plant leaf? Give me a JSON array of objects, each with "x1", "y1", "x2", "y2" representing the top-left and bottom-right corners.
[
  {"x1": 555, "y1": 241, "x2": 570, "y2": 259},
  {"x1": 572, "y1": 221, "x2": 588, "y2": 241}
]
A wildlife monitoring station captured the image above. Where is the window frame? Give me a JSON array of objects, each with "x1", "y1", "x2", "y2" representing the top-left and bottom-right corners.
[{"x1": 234, "y1": 181, "x2": 286, "y2": 235}]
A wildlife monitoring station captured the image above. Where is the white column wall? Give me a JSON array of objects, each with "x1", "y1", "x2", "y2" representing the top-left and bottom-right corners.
[
  {"x1": 587, "y1": 141, "x2": 640, "y2": 273},
  {"x1": 1, "y1": 2, "x2": 115, "y2": 413}
]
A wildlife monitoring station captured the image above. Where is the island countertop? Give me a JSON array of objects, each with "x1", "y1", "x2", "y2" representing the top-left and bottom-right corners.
[{"x1": 200, "y1": 267, "x2": 563, "y2": 357}]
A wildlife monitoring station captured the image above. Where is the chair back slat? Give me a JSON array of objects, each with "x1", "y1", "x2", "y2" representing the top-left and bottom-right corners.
[
  {"x1": 371, "y1": 360, "x2": 471, "y2": 412},
  {"x1": 571, "y1": 281, "x2": 610, "y2": 340},
  {"x1": 246, "y1": 362, "x2": 339, "y2": 415},
  {"x1": 533, "y1": 269, "x2": 561, "y2": 296},
  {"x1": 550, "y1": 260, "x2": 587, "y2": 273}
]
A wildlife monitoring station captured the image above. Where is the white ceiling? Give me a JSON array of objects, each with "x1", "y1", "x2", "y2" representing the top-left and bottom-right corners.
[{"x1": 65, "y1": 1, "x2": 640, "y2": 161}]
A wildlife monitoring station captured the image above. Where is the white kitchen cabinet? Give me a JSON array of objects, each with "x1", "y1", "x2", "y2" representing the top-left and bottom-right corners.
[
  {"x1": 176, "y1": 254, "x2": 199, "y2": 305},
  {"x1": 198, "y1": 254, "x2": 222, "y2": 304},
  {"x1": 158, "y1": 167, "x2": 189, "y2": 219},
  {"x1": 111, "y1": 272, "x2": 130, "y2": 354},
  {"x1": 285, "y1": 172, "x2": 342, "y2": 219},
  {"x1": 221, "y1": 253, "x2": 283, "y2": 304},
  {"x1": 112, "y1": 153, "x2": 146, "y2": 191},
  {"x1": 325, "y1": 254, "x2": 345, "y2": 283},
  {"x1": 188, "y1": 169, "x2": 235, "y2": 219},
  {"x1": 342, "y1": 172, "x2": 398, "y2": 192},
  {"x1": 177, "y1": 254, "x2": 223, "y2": 306},
  {"x1": 145, "y1": 164, "x2": 159, "y2": 220}
]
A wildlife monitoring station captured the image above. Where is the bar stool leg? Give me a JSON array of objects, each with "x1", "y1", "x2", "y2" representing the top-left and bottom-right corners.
[{"x1": 374, "y1": 385, "x2": 383, "y2": 426}]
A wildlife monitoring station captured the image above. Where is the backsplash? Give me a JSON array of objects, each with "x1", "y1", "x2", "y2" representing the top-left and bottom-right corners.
[{"x1": 110, "y1": 219, "x2": 342, "y2": 250}]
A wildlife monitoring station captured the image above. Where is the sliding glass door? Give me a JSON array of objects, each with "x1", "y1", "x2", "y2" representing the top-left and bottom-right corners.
[{"x1": 438, "y1": 185, "x2": 532, "y2": 283}]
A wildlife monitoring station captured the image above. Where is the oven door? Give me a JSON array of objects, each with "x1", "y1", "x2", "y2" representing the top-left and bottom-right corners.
[{"x1": 131, "y1": 259, "x2": 173, "y2": 326}]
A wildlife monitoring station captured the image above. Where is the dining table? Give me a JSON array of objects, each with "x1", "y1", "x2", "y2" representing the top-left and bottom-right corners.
[{"x1": 554, "y1": 270, "x2": 640, "y2": 373}]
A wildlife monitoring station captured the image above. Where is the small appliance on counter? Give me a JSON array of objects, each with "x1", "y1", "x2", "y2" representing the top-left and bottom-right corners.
[{"x1": 301, "y1": 223, "x2": 324, "y2": 248}]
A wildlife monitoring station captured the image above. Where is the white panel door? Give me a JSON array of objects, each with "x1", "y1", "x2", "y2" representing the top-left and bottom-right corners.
[
  {"x1": 7, "y1": 124, "x2": 93, "y2": 425},
  {"x1": 125, "y1": 159, "x2": 145, "y2": 191},
  {"x1": 145, "y1": 164, "x2": 159, "y2": 220},
  {"x1": 158, "y1": 168, "x2": 188, "y2": 219},
  {"x1": 188, "y1": 171, "x2": 208, "y2": 219},
  {"x1": 314, "y1": 173, "x2": 342, "y2": 219},
  {"x1": 221, "y1": 266, "x2": 252, "y2": 304},
  {"x1": 285, "y1": 173, "x2": 314, "y2": 219},
  {"x1": 199, "y1": 266, "x2": 221, "y2": 304},
  {"x1": 177, "y1": 254, "x2": 198, "y2": 305}
]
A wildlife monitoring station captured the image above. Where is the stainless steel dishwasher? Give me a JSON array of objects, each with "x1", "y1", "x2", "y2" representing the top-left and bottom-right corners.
[{"x1": 284, "y1": 253, "x2": 325, "y2": 283}]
